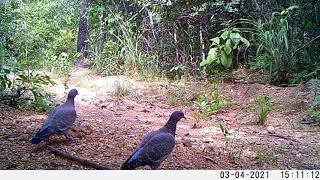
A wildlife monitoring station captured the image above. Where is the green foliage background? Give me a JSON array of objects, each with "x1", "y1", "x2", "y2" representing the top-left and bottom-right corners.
[{"x1": 0, "y1": 0, "x2": 319, "y2": 111}]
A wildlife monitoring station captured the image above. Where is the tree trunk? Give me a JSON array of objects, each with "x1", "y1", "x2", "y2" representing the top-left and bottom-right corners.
[
  {"x1": 77, "y1": 0, "x2": 90, "y2": 60},
  {"x1": 97, "y1": 11, "x2": 107, "y2": 55},
  {"x1": 174, "y1": 25, "x2": 179, "y2": 65},
  {"x1": 146, "y1": 8, "x2": 156, "y2": 41},
  {"x1": 199, "y1": 24, "x2": 206, "y2": 61},
  {"x1": 99, "y1": 12, "x2": 107, "y2": 41}
]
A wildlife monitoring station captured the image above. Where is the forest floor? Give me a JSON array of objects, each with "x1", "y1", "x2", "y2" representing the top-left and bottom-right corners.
[{"x1": 1, "y1": 67, "x2": 320, "y2": 170}]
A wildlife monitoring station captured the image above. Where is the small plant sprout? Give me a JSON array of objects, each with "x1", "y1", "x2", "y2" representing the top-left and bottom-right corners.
[
  {"x1": 256, "y1": 95, "x2": 272, "y2": 125},
  {"x1": 193, "y1": 85, "x2": 228, "y2": 127}
]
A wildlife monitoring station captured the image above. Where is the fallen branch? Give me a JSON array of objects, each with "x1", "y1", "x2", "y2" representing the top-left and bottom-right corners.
[
  {"x1": 203, "y1": 156, "x2": 217, "y2": 164},
  {"x1": 48, "y1": 145, "x2": 113, "y2": 170},
  {"x1": 268, "y1": 134, "x2": 300, "y2": 143}
]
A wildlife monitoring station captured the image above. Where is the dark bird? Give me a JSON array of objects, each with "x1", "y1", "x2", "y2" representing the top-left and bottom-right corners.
[
  {"x1": 121, "y1": 110, "x2": 186, "y2": 170},
  {"x1": 31, "y1": 89, "x2": 79, "y2": 144}
]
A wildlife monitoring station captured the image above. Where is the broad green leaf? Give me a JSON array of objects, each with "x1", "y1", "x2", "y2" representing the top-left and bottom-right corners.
[
  {"x1": 221, "y1": 50, "x2": 232, "y2": 68},
  {"x1": 224, "y1": 39, "x2": 232, "y2": 54},
  {"x1": 200, "y1": 59, "x2": 211, "y2": 67},
  {"x1": 230, "y1": 33, "x2": 241, "y2": 49},
  {"x1": 231, "y1": 38, "x2": 240, "y2": 49},
  {"x1": 211, "y1": 37, "x2": 220, "y2": 46},
  {"x1": 207, "y1": 48, "x2": 218, "y2": 61},
  {"x1": 240, "y1": 37, "x2": 250, "y2": 47},
  {"x1": 200, "y1": 48, "x2": 217, "y2": 67},
  {"x1": 221, "y1": 30, "x2": 230, "y2": 40},
  {"x1": 230, "y1": 33, "x2": 241, "y2": 39}
]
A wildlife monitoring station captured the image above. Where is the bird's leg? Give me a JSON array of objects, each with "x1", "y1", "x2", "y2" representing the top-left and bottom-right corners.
[
  {"x1": 45, "y1": 136, "x2": 52, "y2": 145},
  {"x1": 150, "y1": 163, "x2": 161, "y2": 170},
  {"x1": 63, "y1": 133, "x2": 75, "y2": 142}
]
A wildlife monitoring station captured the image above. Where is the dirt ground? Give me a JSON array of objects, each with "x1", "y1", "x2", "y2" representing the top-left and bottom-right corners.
[{"x1": 0, "y1": 68, "x2": 319, "y2": 170}]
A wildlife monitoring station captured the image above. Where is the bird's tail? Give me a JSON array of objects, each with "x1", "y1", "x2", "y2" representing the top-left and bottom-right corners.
[
  {"x1": 120, "y1": 158, "x2": 135, "y2": 170},
  {"x1": 120, "y1": 161, "x2": 131, "y2": 170},
  {"x1": 31, "y1": 136, "x2": 42, "y2": 144},
  {"x1": 120, "y1": 164, "x2": 134, "y2": 170},
  {"x1": 31, "y1": 129, "x2": 43, "y2": 144}
]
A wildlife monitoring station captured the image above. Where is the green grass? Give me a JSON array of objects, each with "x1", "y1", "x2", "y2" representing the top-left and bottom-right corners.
[
  {"x1": 166, "y1": 86, "x2": 189, "y2": 107},
  {"x1": 112, "y1": 79, "x2": 133, "y2": 100}
]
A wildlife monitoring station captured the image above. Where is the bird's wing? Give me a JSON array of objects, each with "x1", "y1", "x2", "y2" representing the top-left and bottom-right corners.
[
  {"x1": 121, "y1": 130, "x2": 157, "y2": 168},
  {"x1": 128, "y1": 132, "x2": 175, "y2": 167},
  {"x1": 46, "y1": 105, "x2": 59, "y2": 121},
  {"x1": 131, "y1": 131, "x2": 157, "y2": 155},
  {"x1": 35, "y1": 106, "x2": 60, "y2": 138},
  {"x1": 48, "y1": 107, "x2": 77, "y2": 133},
  {"x1": 35, "y1": 123, "x2": 52, "y2": 138}
]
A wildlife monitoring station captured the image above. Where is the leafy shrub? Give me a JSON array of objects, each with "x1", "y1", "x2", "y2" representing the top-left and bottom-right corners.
[
  {"x1": 194, "y1": 89, "x2": 228, "y2": 115},
  {"x1": 19, "y1": 92, "x2": 59, "y2": 112},
  {"x1": 89, "y1": 40, "x2": 124, "y2": 75},
  {"x1": 193, "y1": 85, "x2": 228, "y2": 126},
  {"x1": 0, "y1": 67, "x2": 57, "y2": 112},
  {"x1": 290, "y1": 62, "x2": 320, "y2": 85},
  {"x1": 255, "y1": 95, "x2": 272, "y2": 124},
  {"x1": 1, "y1": 0, "x2": 79, "y2": 72},
  {"x1": 242, "y1": 6, "x2": 300, "y2": 85},
  {"x1": 0, "y1": 67, "x2": 11, "y2": 91},
  {"x1": 200, "y1": 26, "x2": 250, "y2": 69}
]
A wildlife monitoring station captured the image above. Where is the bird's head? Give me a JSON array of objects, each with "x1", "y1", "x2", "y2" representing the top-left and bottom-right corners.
[
  {"x1": 170, "y1": 110, "x2": 186, "y2": 122},
  {"x1": 67, "y1": 89, "x2": 79, "y2": 99}
]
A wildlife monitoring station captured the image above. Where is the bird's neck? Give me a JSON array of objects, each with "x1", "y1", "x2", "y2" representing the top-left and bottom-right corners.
[
  {"x1": 64, "y1": 97, "x2": 75, "y2": 106},
  {"x1": 164, "y1": 117, "x2": 177, "y2": 135}
]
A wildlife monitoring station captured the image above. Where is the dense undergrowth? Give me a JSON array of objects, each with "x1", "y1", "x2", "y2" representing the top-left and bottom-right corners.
[{"x1": 0, "y1": 0, "x2": 319, "y2": 112}]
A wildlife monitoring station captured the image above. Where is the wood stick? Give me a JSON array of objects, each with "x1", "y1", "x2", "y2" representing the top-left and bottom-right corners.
[
  {"x1": 204, "y1": 156, "x2": 217, "y2": 164},
  {"x1": 268, "y1": 134, "x2": 300, "y2": 143},
  {"x1": 48, "y1": 145, "x2": 113, "y2": 170}
]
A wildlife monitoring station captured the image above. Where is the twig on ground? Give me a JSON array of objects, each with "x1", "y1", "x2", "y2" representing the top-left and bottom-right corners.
[
  {"x1": 268, "y1": 134, "x2": 300, "y2": 143},
  {"x1": 48, "y1": 145, "x2": 113, "y2": 170},
  {"x1": 203, "y1": 156, "x2": 217, "y2": 164}
]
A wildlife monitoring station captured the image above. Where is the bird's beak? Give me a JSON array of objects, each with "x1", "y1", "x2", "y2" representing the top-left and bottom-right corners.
[{"x1": 182, "y1": 116, "x2": 186, "y2": 119}]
